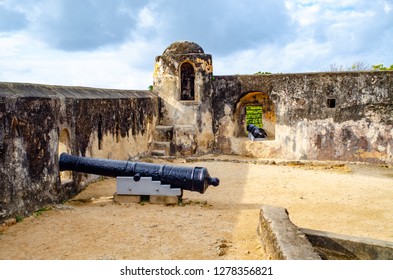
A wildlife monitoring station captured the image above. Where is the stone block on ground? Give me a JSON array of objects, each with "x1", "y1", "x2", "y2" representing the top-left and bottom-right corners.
[
  {"x1": 150, "y1": 195, "x2": 179, "y2": 205},
  {"x1": 113, "y1": 193, "x2": 142, "y2": 204}
]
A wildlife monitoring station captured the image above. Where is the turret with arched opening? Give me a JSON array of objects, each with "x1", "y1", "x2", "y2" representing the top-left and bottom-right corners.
[{"x1": 152, "y1": 41, "x2": 214, "y2": 156}]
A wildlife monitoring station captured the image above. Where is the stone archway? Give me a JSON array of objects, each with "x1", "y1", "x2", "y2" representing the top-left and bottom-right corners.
[
  {"x1": 180, "y1": 62, "x2": 195, "y2": 100},
  {"x1": 58, "y1": 128, "x2": 72, "y2": 182},
  {"x1": 234, "y1": 91, "x2": 276, "y2": 140}
]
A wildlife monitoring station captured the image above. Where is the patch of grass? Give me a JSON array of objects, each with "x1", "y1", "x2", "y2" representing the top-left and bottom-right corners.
[
  {"x1": 33, "y1": 207, "x2": 51, "y2": 217},
  {"x1": 178, "y1": 198, "x2": 210, "y2": 207},
  {"x1": 139, "y1": 195, "x2": 150, "y2": 205},
  {"x1": 15, "y1": 215, "x2": 24, "y2": 223},
  {"x1": 140, "y1": 158, "x2": 154, "y2": 163}
]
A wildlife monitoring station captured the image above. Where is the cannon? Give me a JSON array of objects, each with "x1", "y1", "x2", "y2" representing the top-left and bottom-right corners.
[
  {"x1": 59, "y1": 153, "x2": 219, "y2": 195},
  {"x1": 247, "y1": 124, "x2": 267, "y2": 140}
]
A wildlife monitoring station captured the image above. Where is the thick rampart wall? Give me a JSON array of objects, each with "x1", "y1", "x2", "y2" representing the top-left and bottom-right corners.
[
  {"x1": 212, "y1": 71, "x2": 393, "y2": 164},
  {"x1": 0, "y1": 82, "x2": 158, "y2": 222},
  {"x1": 1, "y1": 71, "x2": 392, "y2": 223}
]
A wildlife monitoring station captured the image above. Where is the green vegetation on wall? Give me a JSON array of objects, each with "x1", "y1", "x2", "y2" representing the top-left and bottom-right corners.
[
  {"x1": 245, "y1": 105, "x2": 263, "y2": 130},
  {"x1": 372, "y1": 64, "x2": 393, "y2": 71}
]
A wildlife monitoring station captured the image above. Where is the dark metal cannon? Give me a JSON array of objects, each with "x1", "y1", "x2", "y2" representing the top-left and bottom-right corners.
[
  {"x1": 247, "y1": 124, "x2": 267, "y2": 139},
  {"x1": 59, "y1": 153, "x2": 219, "y2": 194}
]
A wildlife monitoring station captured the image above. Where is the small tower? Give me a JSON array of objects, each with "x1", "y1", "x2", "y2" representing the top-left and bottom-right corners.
[{"x1": 153, "y1": 41, "x2": 214, "y2": 156}]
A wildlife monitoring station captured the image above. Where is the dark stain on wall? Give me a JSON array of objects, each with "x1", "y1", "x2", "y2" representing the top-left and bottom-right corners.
[
  {"x1": 0, "y1": 82, "x2": 158, "y2": 223},
  {"x1": 1, "y1": 70, "x2": 392, "y2": 223},
  {"x1": 212, "y1": 71, "x2": 393, "y2": 162}
]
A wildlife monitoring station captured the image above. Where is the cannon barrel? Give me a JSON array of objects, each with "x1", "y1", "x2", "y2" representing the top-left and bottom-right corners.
[
  {"x1": 247, "y1": 124, "x2": 266, "y2": 139},
  {"x1": 59, "y1": 153, "x2": 219, "y2": 194}
]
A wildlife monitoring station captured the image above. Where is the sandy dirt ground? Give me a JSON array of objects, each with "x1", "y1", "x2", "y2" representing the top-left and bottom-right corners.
[{"x1": 0, "y1": 155, "x2": 392, "y2": 260}]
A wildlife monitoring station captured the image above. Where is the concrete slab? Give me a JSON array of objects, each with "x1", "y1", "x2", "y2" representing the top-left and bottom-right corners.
[
  {"x1": 301, "y1": 228, "x2": 393, "y2": 260},
  {"x1": 257, "y1": 204, "x2": 321, "y2": 260}
]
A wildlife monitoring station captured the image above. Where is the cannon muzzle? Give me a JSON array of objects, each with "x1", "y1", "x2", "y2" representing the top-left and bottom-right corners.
[
  {"x1": 59, "y1": 153, "x2": 219, "y2": 194},
  {"x1": 247, "y1": 124, "x2": 267, "y2": 139}
]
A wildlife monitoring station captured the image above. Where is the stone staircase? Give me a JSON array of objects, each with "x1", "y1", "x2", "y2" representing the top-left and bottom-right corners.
[
  {"x1": 151, "y1": 124, "x2": 197, "y2": 157},
  {"x1": 151, "y1": 125, "x2": 173, "y2": 157}
]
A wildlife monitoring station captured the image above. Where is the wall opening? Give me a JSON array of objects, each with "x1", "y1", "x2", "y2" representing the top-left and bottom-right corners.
[
  {"x1": 98, "y1": 114, "x2": 103, "y2": 150},
  {"x1": 327, "y1": 98, "x2": 336, "y2": 108},
  {"x1": 115, "y1": 122, "x2": 120, "y2": 143},
  {"x1": 58, "y1": 128, "x2": 72, "y2": 183},
  {"x1": 235, "y1": 91, "x2": 276, "y2": 140},
  {"x1": 180, "y1": 62, "x2": 195, "y2": 100}
]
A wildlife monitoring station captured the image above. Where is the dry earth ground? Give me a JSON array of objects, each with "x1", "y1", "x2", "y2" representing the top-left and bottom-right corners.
[{"x1": 0, "y1": 155, "x2": 392, "y2": 260}]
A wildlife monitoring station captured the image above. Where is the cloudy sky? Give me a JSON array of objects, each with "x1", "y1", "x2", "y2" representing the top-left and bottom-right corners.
[{"x1": 1, "y1": 0, "x2": 392, "y2": 90}]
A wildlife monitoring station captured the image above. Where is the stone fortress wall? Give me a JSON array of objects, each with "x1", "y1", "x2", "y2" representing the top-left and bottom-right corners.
[
  {"x1": 1, "y1": 41, "x2": 392, "y2": 222},
  {"x1": 0, "y1": 83, "x2": 158, "y2": 222},
  {"x1": 213, "y1": 72, "x2": 393, "y2": 163}
]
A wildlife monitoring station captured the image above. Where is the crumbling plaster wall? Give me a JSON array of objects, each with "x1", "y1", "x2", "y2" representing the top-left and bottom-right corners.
[
  {"x1": 0, "y1": 82, "x2": 158, "y2": 222},
  {"x1": 212, "y1": 71, "x2": 393, "y2": 164},
  {"x1": 1, "y1": 48, "x2": 392, "y2": 224}
]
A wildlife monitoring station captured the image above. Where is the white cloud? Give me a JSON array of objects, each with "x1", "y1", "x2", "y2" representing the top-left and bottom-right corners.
[
  {"x1": 384, "y1": 1, "x2": 392, "y2": 12},
  {"x1": 213, "y1": 38, "x2": 333, "y2": 76},
  {"x1": 0, "y1": 32, "x2": 156, "y2": 89},
  {"x1": 214, "y1": 0, "x2": 393, "y2": 75},
  {"x1": 0, "y1": 0, "x2": 392, "y2": 89},
  {"x1": 137, "y1": 6, "x2": 156, "y2": 28}
]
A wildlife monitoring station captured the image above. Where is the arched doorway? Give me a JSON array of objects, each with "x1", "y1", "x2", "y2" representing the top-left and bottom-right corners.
[
  {"x1": 235, "y1": 91, "x2": 276, "y2": 139},
  {"x1": 58, "y1": 128, "x2": 72, "y2": 182},
  {"x1": 180, "y1": 62, "x2": 195, "y2": 100}
]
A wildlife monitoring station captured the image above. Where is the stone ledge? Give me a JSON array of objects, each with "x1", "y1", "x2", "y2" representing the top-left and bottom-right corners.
[
  {"x1": 257, "y1": 204, "x2": 321, "y2": 260},
  {"x1": 301, "y1": 228, "x2": 393, "y2": 260}
]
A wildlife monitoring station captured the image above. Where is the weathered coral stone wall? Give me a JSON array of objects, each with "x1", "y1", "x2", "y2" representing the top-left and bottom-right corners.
[
  {"x1": 0, "y1": 82, "x2": 157, "y2": 222},
  {"x1": 212, "y1": 71, "x2": 393, "y2": 164},
  {"x1": 1, "y1": 41, "x2": 392, "y2": 224}
]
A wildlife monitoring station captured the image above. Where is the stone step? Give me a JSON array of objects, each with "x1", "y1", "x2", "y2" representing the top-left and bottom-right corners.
[
  {"x1": 151, "y1": 149, "x2": 166, "y2": 157},
  {"x1": 156, "y1": 125, "x2": 174, "y2": 130},
  {"x1": 153, "y1": 141, "x2": 171, "y2": 154},
  {"x1": 174, "y1": 124, "x2": 196, "y2": 130},
  {"x1": 154, "y1": 125, "x2": 174, "y2": 142},
  {"x1": 173, "y1": 124, "x2": 197, "y2": 137},
  {"x1": 153, "y1": 141, "x2": 170, "y2": 149}
]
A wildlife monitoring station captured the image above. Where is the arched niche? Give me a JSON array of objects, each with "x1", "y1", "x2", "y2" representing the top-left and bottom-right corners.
[
  {"x1": 180, "y1": 62, "x2": 195, "y2": 100},
  {"x1": 58, "y1": 128, "x2": 72, "y2": 182},
  {"x1": 234, "y1": 91, "x2": 276, "y2": 139}
]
